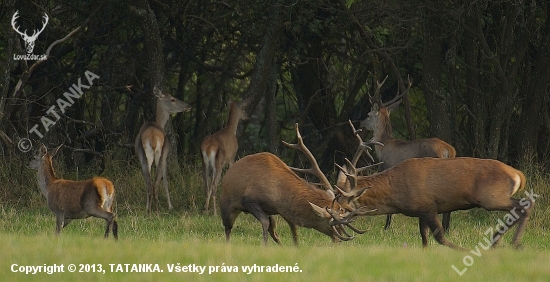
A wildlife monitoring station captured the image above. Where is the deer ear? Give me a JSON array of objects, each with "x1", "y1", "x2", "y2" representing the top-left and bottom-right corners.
[
  {"x1": 309, "y1": 202, "x2": 331, "y2": 219},
  {"x1": 153, "y1": 86, "x2": 165, "y2": 98},
  {"x1": 38, "y1": 143, "x2": 48, "y2": 156}
]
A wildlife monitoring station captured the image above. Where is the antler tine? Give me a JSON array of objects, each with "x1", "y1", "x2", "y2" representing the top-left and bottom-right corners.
[
  {"x1": 36, "y1": 13, "x2": 49, "y2": 35},
  {"x1": 382, "y1": 75, "x2": 412, "y2": 108},
  {"x1": 347, "y1": 120, "x2": 384, "y2": 168},
  {"x1": 11, "y1": 11, "x2": 27, "y2": 37},
  {"x1": 327, "y1": 206, "x2": 371, "y2": 235},
  {"x1": 282, "y1": 123, "x2": 333, "y2": 191}
]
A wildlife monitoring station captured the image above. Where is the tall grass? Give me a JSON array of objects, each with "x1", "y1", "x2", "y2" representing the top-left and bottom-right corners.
[{"x1": 1, "y1": 150, "x2": 549, "y2": 281}]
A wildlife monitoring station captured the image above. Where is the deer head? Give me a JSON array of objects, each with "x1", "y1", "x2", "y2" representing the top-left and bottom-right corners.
[{"x1": 11, "y1": 11, "x2": 49, "y2": 54}]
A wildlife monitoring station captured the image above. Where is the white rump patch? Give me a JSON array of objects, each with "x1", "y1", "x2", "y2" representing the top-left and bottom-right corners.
[{"x1": 511, "y1": 174, "x2": 521, "y2": 195}]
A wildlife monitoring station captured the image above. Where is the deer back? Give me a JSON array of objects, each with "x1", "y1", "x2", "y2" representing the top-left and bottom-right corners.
[
  {"x1": 348, "y1": 157, "x2": 525, "y2": 215},
  {"x1": 220, "y1": 152, "x2": 338, "y2": 234}
]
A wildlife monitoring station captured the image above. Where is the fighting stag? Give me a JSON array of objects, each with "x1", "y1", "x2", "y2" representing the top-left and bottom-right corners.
[
  {"x1": 331, "y1": 127, "x2": 533, "y2": 249},
  {"x1": 361, "y1": 76, "x2": 456, "y2": 231},
  {"x1": 201, "y1": 97, "x2": 252, "y2": 216},
  {"x1": 135, "y1": 86, "x2": 191, "y2": 213},
  {"x1": 220, "y1": 124, "x2": 364, "y2": 245}
]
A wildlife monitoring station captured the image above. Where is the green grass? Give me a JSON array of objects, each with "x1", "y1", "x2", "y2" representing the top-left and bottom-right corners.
[{"x1": 0, "y1": 154, "x2": 549, "y2": 281}]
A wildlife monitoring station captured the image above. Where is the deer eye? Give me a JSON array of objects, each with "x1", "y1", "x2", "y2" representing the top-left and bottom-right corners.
[{"x1": 171, "y1": 98, "x2": 176, "y2": 102}]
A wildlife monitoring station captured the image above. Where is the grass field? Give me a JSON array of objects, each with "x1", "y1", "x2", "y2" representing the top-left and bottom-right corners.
[{"x1": 0, "y1": 153, "x2": 549, "y2": 281}]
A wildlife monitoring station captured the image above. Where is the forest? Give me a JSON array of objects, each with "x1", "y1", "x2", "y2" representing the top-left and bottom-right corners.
[{"x1": 1, "y1": 0, "x2": 549, "y2": 175}]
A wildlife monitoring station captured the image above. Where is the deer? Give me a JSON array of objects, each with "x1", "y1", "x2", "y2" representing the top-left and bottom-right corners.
[
  {"x1": 201, "y1": 97, "x2": 252, "y2": 216},
  {"x1": 361, "y1": 76, "x2": 456, "y2": 231},
  {"x1": 327, "y1": 124, "x2": 533, "y2": 250},
  {"x1": 11, "y1": 11, "x2": 49, "y2": 54},
  {"x1": 29, "y1": 144, "x2": 118, "y2": 239},
  {"x1": 220, "y1": 124, "x2": 370, "y2": 245},
  {"x1": 135, "y1": 86, "x2": 192, "y2": 213}
]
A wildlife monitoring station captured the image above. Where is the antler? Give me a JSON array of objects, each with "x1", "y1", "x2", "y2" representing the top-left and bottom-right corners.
[
  {"x1": 382, "y1": 75, "x2": 412, "y2": 109},
  {"x1": 325, "y1": 199, "x2": 376, "y2": 241},
  {"x1": 11, "y1": 11, "x2": 27, "y2": 37},
  {"x1": 33, "y1": 13, "x2": 49, "y2": 39},
  {"x1": 282, "y1": 123, "x2": 333, "y2": 191},
  {"x1": 370, "y1": 75, "x2": 388, "y2": 107}
]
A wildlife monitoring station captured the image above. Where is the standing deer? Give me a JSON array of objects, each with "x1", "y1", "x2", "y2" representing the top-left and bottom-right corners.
[
  {"x1": 135, "y1": 86, "x2": 192, "y2": 213},
  {"x1": 329, "y1": 131, "x2": 533, "y2": 250},
  {"x1": 361, "y1": 76, "x2": 456, "y2": 231},
  {"x1": 220, "y1": 124, "x2": 367, "y2": 245},
  {"x1": 201, "y1": 97, "x2": 251, "y2": 215},
  {"x1": 29, "y1": 144, "x2": 118, "y2": 239}
]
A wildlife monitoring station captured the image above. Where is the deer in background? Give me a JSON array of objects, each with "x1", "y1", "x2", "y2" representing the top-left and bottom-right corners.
[
  {"x1": 201, "y1": 97, "x2": 252, "y2": 216},
  {"x1": 221, "y1": 124, "x2": 368, "y2": 245},
  {"x1": 29, "y1": 144, "x2": 118, "y2": 239},
  {"x1": 361, "y1": 76, "x2": 456, "y2": 231},
  {"x1": 135, "y1": 86, "x2": 192, "y2": 213}
]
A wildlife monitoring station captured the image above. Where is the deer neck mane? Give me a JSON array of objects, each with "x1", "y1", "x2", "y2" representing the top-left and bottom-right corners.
[
  {"x1": 37, "y1": 157, "x2": 58, "y2": 197},
  {"x1": 373, "y1": 109, "x2": 394, "y2": 144}
]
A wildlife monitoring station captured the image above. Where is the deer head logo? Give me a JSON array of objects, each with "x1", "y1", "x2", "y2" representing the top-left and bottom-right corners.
[{"x1": 11, "y1": 11, "x2": 49, "y2": 54}]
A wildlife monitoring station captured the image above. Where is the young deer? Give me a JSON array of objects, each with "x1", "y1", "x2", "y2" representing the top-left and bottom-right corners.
[
  {"x1": 29, "y1": 144, "x2": 118, "y2": 239},
  {"x1": 361, "y1": 77, "x2": 456, "y2": 231},
  {"x1": 220, "y1": 124, "x2": 365, "y2": 245},
  {"x1": 201, "y1": 97, "x2": 251, "y2": 215},
  {"x1": 135, "y1": 86, "x2": 191, "y2": 213}
]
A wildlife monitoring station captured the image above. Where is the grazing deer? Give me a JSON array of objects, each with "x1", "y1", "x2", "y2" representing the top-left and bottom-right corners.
[
  {"x1": 329, "y1": 130, "x2": 533, "y2": 250},
  {"x1": 201, "y1": 97, "x2": 251, "y2": 216},
  {"x1": 29, "y1": 144, "x2": 118, "y2": 239},
  {"x1": 361, "y1": 77, "x2": 456, "y2": 231},
  {"x1": 220, "y1": 124, "x2": 366, "y2": 245},
  {"x1": 135, "y1": 86, "x2": 192, "y2": 213}
]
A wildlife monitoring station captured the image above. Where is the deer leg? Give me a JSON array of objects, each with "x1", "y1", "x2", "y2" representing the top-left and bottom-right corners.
[
  {"x1": 205, "y1": 166, "x2": 216, "y2": 215},
  {"x1": 221, "y1": 207, "x2": 241, "y2": 243},
  {"x1": 268, "y1": 216, "x2": 281, "y2": 244},
  {"x1": 288, "y1": 222, "x2": 299, "y2": 246},
  {"x1": 55, "y1": 214, "x2": 64, "y2": 234},
  {"x1": 242, "y1": 200, "x2": 271, "y2": 245},
  {"x1": 490, "y1": 198, "x2": 534, "y2": 248},
  {"x1": 211, "y1": 168, "x2": 223, "y2": 217},
  {"x1": 419, "y1": 217, "x2": 430, "y2": 247},
  {"x1": 202, "y1": 157, "x2": 211, "y2": 214},
  {"x1": 442, "y1": 212, "x2": 451, "y2": 232},
  {"x1": 384, "y1": 214, "x2": 393, "y2": 230},
  {"x1": 139, "y1": 143, "x2": 155, "y2": 214},
  {"x1": 86, "y1": 206, "x2": 117, "y2": 239},
  {"x1": 423, "y1": 214, "x2": 464, "y2": 250},
  {"x1": 159, "y1": 140, "x2": 172, "y2": 210}
]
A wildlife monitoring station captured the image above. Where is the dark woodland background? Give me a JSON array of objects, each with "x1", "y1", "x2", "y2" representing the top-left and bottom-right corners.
[{"x1": 1, "y1": 0, "x2": 549, "y2": 175}]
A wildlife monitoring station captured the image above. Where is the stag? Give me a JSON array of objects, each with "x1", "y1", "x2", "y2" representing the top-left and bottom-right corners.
[
  {"x1": 361, "y1": 76, "x2": 456, "y2": 231},
  {"x1": 29, "y1": 144, "x2": 118, "y2": 239},
  {"x1": 330, "y1": 130, "x2": 533, "y2": 250},
  {"x1": 11, "y1": 11, "x2": 49, "y2": 54},
  {"x1": 135, "y1": 86, "x2": 191, "y2": 213},
  {"x1": 201, "y1": 97, "x2": 251, "y2": 215},
  {"x1": 220, "y1": 124, "x2": 367, "y2": 245}
]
